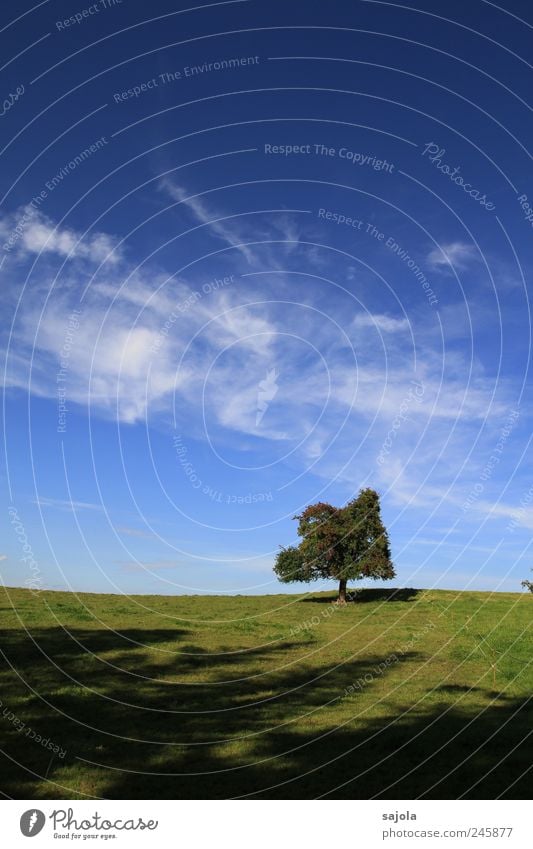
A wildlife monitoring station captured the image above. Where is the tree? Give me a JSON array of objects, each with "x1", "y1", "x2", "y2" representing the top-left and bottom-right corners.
[
  {"x1": 274, "y1": 488, "x2": 395, "y2": 603},
  {"x1": 521, "y1": 571, "x2": 533, "y2": 593}
]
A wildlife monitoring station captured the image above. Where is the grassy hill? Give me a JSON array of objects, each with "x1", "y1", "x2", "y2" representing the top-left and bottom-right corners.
[{"x1": 0, "y1": 584, "x2": 531, "y2": 799}]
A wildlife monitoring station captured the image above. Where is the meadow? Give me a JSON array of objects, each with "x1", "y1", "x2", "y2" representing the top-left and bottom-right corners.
[{"x1": 0, "y1": 585, "x2": 531, "y2": 799}]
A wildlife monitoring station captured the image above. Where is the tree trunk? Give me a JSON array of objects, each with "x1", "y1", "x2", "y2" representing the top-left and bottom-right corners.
[{"x1": 338, "y1": 578, "x2": 347, "y2": 604}]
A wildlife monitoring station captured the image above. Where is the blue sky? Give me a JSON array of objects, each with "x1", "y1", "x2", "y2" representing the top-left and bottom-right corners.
[{"x1": 1, "y1": 0, "x2": 533, "y2": 595}]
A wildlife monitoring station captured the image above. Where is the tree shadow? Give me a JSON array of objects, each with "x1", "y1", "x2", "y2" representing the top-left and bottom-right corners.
[
  {"x1": 0, "y1": 623, "x2": 530, "y2": 801},
  {"x1": 303, "y1": 587, "x2": 421, "y2": 603}
]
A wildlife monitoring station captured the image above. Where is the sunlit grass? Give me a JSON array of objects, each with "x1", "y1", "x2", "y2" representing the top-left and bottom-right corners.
[{"x1": 0, "y1": 585, "x2": 531, "y2": 799}]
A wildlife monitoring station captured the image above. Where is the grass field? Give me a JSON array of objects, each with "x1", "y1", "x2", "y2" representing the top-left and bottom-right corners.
[{"x1": 0, "y1": 584, "x2": 531, "y2": 799}]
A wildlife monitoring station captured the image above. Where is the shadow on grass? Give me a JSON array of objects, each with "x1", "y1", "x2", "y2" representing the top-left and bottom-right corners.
[
  {"x1": 0, "y1": 622, "x2": 530, "y2": 801},
  {"x1": 303, "y1": 587, "x2": 421, "y2": 604}
]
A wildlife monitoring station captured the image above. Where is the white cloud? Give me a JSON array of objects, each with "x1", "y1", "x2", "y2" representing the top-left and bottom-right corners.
[
  {"x1": 11, "y1": 292, "x2": 183, "y2": 424},
  {"x1": 33, "y1": 497, "x2": 103, "y2": 512},
  {"x1": 0, "y1": 554, "x2": 7, "y2": 561},
  {"x1": 204, "y1": 296, "x2": 276, "y2": 355},
  {"x1": 5, "y1": 251, "x2": 283, "y2": 425},
  {"x1": 470, "y1": 498, "x2": 533, "y2": 529},
  {"x1": 160, "y1": 179, "x2": 256, "y2": 264},
  {"x1": 5, "y1": 258, "x2": 510, "y2": 444},
  {"x1": 427, "y1": 241, "x2": 478, "y2": 271},
  {"x1": 1, "y1": 195, "x2": 521, "y2": 536},
  {"x1": 1, "y1": 207, "x2": 121, "y2": 264},
  {"x1": 353, "y1": 313, "x2": 410, "y2": 333}
]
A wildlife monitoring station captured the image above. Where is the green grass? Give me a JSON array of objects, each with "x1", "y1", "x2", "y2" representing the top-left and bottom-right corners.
[{"x1": 0, "y1": 585, "x2": 531, "y2": 799}]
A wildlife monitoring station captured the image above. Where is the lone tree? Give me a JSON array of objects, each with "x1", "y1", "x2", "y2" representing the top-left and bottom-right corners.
[{"x1": 274, "y1": 488, "x2": 395, "y2": 603}]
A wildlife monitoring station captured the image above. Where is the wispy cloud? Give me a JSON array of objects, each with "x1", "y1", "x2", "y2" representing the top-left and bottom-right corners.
[
  {"x1": 353, "y1": 312, "x2": 410, "y2": 333},
  {"x1": 427, "y1": 241, "x2": 478, "y2": 271},
  {"x1": 114, "y1": 526, "x2": 154, "y2": 538},
  {"x1": 0, "y1": 207, "x2": 121, "y2": 265},
  {"x1": 7, "y1": 286, "x2": 183, "y2": 424},
  {"x1": 470, "y1": 498, "x2": 533, "y2": 529},
  {"x1": 33, "y1": 497, "x2": 103, "y2": 512},
  {"x1": 160, "y1": 178, "x2": 256, "y2": 264},
  {"x1": 2, "y1": 196, "x2": 525, "y2": 551}
]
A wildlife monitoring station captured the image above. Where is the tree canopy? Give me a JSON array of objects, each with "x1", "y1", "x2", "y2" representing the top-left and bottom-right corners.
[{"x1": 273, "y1": 488, "x2": 395, "y2": 602}]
